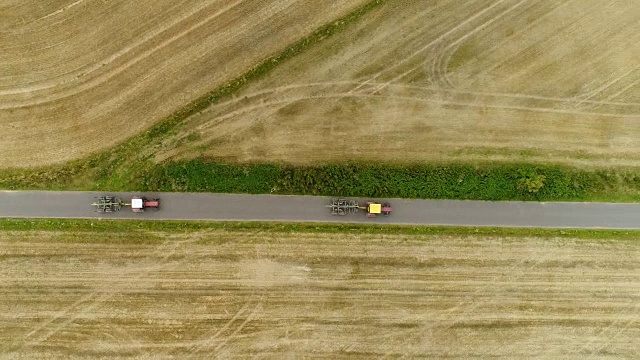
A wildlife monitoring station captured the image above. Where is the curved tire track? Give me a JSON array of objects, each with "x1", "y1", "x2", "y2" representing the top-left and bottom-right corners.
[
  {"x1": 0, "y1": 0, "x2": 243, "y2": 107},
  {"x1": 191, "y1": 81, "x2": 639, "y2": 137}
]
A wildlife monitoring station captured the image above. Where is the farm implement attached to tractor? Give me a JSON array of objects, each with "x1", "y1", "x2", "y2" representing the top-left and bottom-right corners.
[
  {"x1": 91, "y1": 196, "x2": 160, "y2": 213},
  {"x1": 327, "y1": 198, "x2": 392, "y2": 217}
]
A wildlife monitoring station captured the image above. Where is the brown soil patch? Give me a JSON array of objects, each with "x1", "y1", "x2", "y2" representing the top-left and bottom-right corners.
[
  {"x1": 0, "y1": 0, "x2": 367, "y2": 167},
  {"x1": 1, "y1": 230, "x2": 638, "y2": 358},
  {"x1": 165, "y1": 0, "x2": 640, "y2": 166}
]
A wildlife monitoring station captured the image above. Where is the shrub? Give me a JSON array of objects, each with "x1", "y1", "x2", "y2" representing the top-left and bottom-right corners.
[
  {"x1": 516, "y1": 169, "x2": 546, "y2": 194},
  {"x1": 137, "y1": 160, "x2": 639, "y2": 202}
]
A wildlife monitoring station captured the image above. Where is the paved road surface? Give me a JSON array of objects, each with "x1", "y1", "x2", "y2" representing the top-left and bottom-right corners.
[{"x1": 0, "y1": 191, "x2": 638, "y2": 229}]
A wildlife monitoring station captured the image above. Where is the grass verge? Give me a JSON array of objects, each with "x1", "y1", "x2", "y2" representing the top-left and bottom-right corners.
[
  {"x1": 0, "y1": 218, "x2": 638, "y2": 242},
  {"x1": 139, "y1": 159, "x2": 640, "y2": 202}
]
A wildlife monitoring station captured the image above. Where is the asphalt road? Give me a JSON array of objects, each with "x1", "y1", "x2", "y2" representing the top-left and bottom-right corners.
[{"x1": 0, "y1": 191, "x2": 638, "y2": 229}]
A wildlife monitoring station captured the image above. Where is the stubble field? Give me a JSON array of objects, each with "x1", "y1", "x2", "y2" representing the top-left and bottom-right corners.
[
  {"x1": 163, "y1": 0, "x2": 640, "y2": 166},
  {"x1": 1, "y1": 229, "x2": 638, "y2": 358},
  {"x1": 0, "y1": 0, "x2": 366, "y2": 167},
  {"x1": 2, "y1": 1, "x2": 638, "y2": 169}
]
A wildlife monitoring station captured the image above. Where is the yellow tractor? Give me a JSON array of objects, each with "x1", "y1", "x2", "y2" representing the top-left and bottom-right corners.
[{"x1": 327, "y1": 198, "x2": 392, "y2": 217}]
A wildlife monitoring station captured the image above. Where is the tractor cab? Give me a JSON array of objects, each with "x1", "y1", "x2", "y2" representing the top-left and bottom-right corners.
[
  {"x1": 365, "y1": 202, "x2": 392, "y2": 217},
  {"x1": 366, "y1": 203, "x2": 382, "y2": 217},
  {"x1": 131, "y1": 197, "x2": 145, "y2": 213}
]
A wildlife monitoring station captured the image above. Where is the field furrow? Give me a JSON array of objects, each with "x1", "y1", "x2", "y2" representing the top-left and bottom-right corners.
[
  {"x1": 0, "y1": 0, "x2": 367, "y2": 167},
  {"x1": 164, "y1": 0, "x2": 639, "y2": 167},
  {"x1": 1, "y1": 231, "x2": 638, "y2": 358}
]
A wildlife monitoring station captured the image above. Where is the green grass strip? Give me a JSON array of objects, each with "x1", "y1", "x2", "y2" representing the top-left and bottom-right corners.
[
  {"x1": 0, "y1": 219, "x2": 640, "y2": 243},
  {"x1": 0, "y1": 218, "x2": 638, "y2": 241},
  {"x1": 139, "y1": 159, "x2": 640, "y2": 202}
]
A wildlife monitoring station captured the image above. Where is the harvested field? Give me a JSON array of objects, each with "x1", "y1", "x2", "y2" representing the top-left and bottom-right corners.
[
  {"x1": 1, "y1": 229, "x2": 638, "y2": 358},
  {"x1": 166, "y1": 0, "x2": 640, "y2": 166},
  {"x1": 0, "y1": 0, "x2": 367, "y2": 167}
]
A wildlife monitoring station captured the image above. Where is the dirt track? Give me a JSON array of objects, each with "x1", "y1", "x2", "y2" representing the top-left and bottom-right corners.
[
  {"x1": 166, "y1": 0, "x2": 640, "y2": 166},
  {"x1": 1, "y1": 230, "x2": 638, "y2": 358},
  {"x1": 0, "y1": 0, "x2": 366, "y2": 167}
]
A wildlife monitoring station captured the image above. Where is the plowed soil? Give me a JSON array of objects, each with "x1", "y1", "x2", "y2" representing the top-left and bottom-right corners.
[
  {"x1": 1, "y1": 230, "x2": 638, "y2": 358},
  {"x1": 0, "y1": 0, "x2": 366, "y2": 167},
  {"x1": 166, "y1": 0, "x2": 640, "y2": 166}
]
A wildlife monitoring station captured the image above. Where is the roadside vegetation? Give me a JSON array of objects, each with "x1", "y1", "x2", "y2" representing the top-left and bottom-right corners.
[
  {"x1": 1, "y1": 157, "x2": 638, "y2": 201},
  {"x1": 140, "y1": 160, "x2": 640, "y2": 201},
  {"x1": 1, "y1": 218, "x2": 638, "y2": 241}
]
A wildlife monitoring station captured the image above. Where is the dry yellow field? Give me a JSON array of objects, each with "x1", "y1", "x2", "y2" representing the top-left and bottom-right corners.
[
  {"x1": 1, "y1": 230, "x2": 638, "y2": 358},
  {"x1": 164, "y1": 0, "x2": 640, "y2": 166},
  {"x1": 2, "y1": 1, "x2": 638, "y2": 169},
  {"x1": 0, "y1": 0, "x2": 366, "y2": 167}
]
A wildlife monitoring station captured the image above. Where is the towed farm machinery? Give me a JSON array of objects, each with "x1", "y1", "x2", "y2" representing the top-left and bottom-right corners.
[
  {"x1": 91, "y1": 196, "x2": 159, "y2": 213},
  {"x1": 327, "y1": 198, "x2": 392, "y2": 217}
]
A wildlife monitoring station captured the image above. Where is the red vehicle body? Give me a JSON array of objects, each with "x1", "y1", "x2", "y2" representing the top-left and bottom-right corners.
[{"x1": 131, "y1": 197, "x2": 160, "y2": 213}]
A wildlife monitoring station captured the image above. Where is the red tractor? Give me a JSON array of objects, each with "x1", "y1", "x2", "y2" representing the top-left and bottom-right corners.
[
  {"x1": 92, "y1": 196, "x2": 159, "y2": 213},
  {"x1": 130, "y1": 197, "x2": 160, "y2": 213}
]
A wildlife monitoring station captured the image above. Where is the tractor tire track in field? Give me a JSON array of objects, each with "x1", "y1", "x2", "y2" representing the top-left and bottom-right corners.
[
  {"x1": 0, "y1": 0, "x2": 211, "y2": 91},
  {"x1": 212, "y1": 300, "x2": 262, "y2": 353},
  {"x1": 578, "y1": 317, "x2": 637, "y2": 358},
  {"x1": 212, "y1": 81, "x2": 640, "y2": 112},
  {"x1": 0, "y1": 0, "x2": 89, "y2": 32},
  {"x1": 192, "y1": 81, "x2": 639, "y2": 137},
  {"x1": 1, "y1": 0, "x2": 314, "y2": 110},
  {"x1": 11, "y1": 238, "x2": 197, "y2": 353},
  {"x1": 186, "y1": 298, "x2": 263, "y2": 357},
  {"x1": 346, "y1": 0, "x2": 638, "y2": 114},
  {"x1": 0, "y1": 0, "x2": 242, "y2": 105},
  {"x1": 1, "y1": 223, "x2": 639, "y2": 357},
  {"x1": 428, "y1": 40, "x2": 453, "y2": 89},
  {"x1": 197, "y1": 0, "x2": 622, "y2": 140},
  {"x1": 179, "y1": 76, "x2": 638, "y2": 166},
  {"x1": 426, "y1": 0, "x2": 530, "y2": 90},
  {"x1": 94, "y1": 318, "x2": 144, "y2": 356},
  {"x1": 347, "y1": 0, "x2": 513, "y2": 94},
  {"x1": 0, "y1": 1, "x2": 371, "y2": 168},
  {"x1": 366, "y1": 0, "x2": 529, "y2": 94},
  {"x1": 381, "y1": 244, "x2": 557, "y2": 360},
  {"x1": 23, "y1": 293, "x2": 99, "y2": 340},
  {"x1": 606, "y1": 78, "x2": 640, "y2": 103},
  {"x1": 437, "y1": 0, "x2": 579, "y2": 90},
  {"x1": 34, "y1": 0, "x2": 89, "y2": 23},
  {"x1": 574, "y1": 64, "x2": 640, "y2": 110}
]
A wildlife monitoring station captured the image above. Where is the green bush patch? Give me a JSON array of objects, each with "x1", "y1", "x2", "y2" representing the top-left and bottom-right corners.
[
  {"x1": 141, "y1": 159, "x2": 280, "y2": 193},
  {"x1": 139, "y1": 159, "x2": 640, "y2": 202}
]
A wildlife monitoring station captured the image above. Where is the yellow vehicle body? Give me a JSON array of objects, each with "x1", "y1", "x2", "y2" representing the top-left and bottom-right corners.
[{"x1": 368, "y1": 203, "x2": 382, "y2": 214}]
